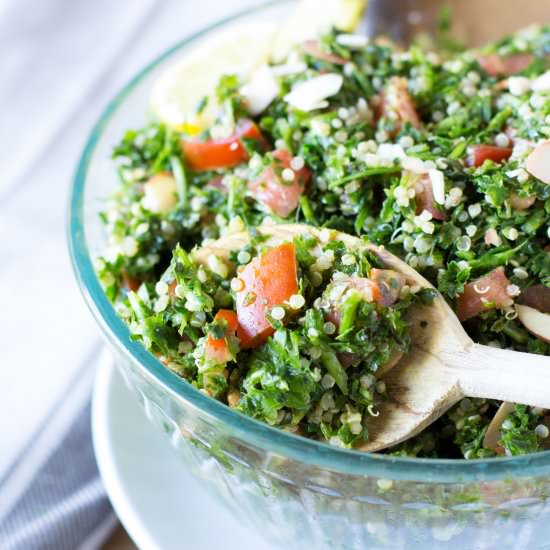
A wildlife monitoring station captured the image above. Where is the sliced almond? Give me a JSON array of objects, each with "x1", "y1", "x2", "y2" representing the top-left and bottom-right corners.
[
  {"x1": 335, "y1": 33, "x2": 368, "y2": 49},
  {"x1": 483, "y1": 402, "x2": 515, "y2": 451},
  {"x1": 507, "y1": 76, "x2": 532, "y2": 96},
  {"x1": 428, "y1": 169, "x2": 445, "y2": 205},
  {"x1": 516, "y1": 304, "x2": 550, "y2": 343},
  {"x1": 271, "y1": 62, "x2": 307, "y2": 77},
  {"x1": 401, "y1": 156, "x2": 425, "y2": 174},
  {"x1": 526, "y1": 140, "x2": 550, "y2": 184},
  {"x1": 531, "y1": 70, "x2": 550, "y2": 92},
  {"x1": 284, "y1": 73, "x2": 343, "y2": 112},
  {"x1": 241, "y1": 65, "x2": 279, "y2": 116},
  {"x1": 484, "y1": 228, "x2": 502, "y2": 247}
]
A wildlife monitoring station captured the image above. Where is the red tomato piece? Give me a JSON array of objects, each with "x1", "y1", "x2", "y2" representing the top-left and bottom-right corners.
[
  {"x1": 248, "y1": 149, "x2": 310, "y2": 218},
  {"x1": 236, "y1": 243, "x2": 299, "y2": 348},
  {"x1": 415, "y1": 174, "x2": 447, "y2": 221},
  {"x1": 457, "y1": 267, "x2": 514, "y2": 321},
  {"x1": 182, "y1": 119, "x2": 266, "y2": 171},
  {"x1": 477, "y1": 53, "x2": 533, "y2": 76},
  {"x1": 376, "y1": 77, "x2": 421, "y2": 134},
  {"x1": 205, "y1": 309, "x2": 239, "y2": 364},
  {"x1": 467, "y1": 145, "x2": 513, "y2": 167},
  {"x1": 370, "y1": 269, "x2": 407, "y2": 307},
  {"x1": 302, "y1": 40, "x2": 348, "y2": 65},
  {"x1": 122, "y1": 273, "x2": 141, "y2": 292}
]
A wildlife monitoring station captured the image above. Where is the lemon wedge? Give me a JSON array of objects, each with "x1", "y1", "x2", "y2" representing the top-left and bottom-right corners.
[
  {"x1": 150, "y1": 1, "x2": 368, "y2": 131},
  {"x1": 272, "y1": 0, "x2": 368, "y2": 62},
  {"x1": 150, "y1": 23, "x2": 276, "y2": 133}
]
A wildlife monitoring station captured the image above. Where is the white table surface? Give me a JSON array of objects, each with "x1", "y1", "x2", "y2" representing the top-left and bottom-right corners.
[{"x1": 0, "y1": 0, "x2": 264, "y2": 522}]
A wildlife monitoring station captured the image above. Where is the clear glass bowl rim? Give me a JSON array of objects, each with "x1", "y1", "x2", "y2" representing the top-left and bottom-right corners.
[{"x1": 68, "y1": 0, "x2": 550, "y2": 482}]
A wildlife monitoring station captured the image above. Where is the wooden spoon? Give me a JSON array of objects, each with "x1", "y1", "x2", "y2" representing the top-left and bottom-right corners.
[{"x1": 194, "y1": 223, "x2": 550, "y2": 452}]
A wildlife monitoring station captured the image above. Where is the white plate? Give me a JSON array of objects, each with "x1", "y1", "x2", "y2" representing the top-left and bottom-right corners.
[{"x1": 92, "y1": 352, "x2": 276, "y2": 550}]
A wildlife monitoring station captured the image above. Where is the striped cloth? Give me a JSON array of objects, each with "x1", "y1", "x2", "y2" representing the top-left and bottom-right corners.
[
  {"x1": 0, "y1": 0, "x2": 258, "y2": 547},
  {"x1": 1, "y1": 400, "x2": 115, "y2": 549}
]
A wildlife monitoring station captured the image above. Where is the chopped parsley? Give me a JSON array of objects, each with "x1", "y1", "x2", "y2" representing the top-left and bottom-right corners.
[{"x1": 97, "y1": 25, "x2": 550, "y2": 458}]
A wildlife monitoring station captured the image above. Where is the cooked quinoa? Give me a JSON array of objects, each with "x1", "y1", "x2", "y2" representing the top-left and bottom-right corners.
[{"x1": 97, "y1": 25, "x2": 550, "y2": 458}]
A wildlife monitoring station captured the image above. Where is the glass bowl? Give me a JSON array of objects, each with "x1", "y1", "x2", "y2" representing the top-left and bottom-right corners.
[{"x1": 68, "y1": 1, "x2": 550, "y2": 548}]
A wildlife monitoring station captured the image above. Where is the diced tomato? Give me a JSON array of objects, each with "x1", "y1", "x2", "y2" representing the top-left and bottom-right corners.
[
  {"x1": 370, "y1": 269, "x2": 407, "y2": 307},
  {"x1": 302, "y1": 40, "x2": 348, "y2": 65},
  {"x1": 456, "y1": 267, "x2": 514, "y2": 321},
  {"x1": 520, "y1": 285, "x2": 550, "y2": 314},
  {"x1": 248, "y1": 149, "x2": 310, "y2": 218},
  {"x1": 204, "y1": 340, "x2": 231, "y2": 365},
  {"x1": 476, "y1": 53, "x2": 533, "y2": 76},
  {"x1": 467, "y1": 145, "x2": 513, "y2": 167},
  {"x1": 376, "y1": 77, "x2": 421, "y2": 134},
  {"x1": 215, "y1": 309, "x2": 239, "y2": 331},
  {"x1": 122, "y1": 273, "x2": 141, "y2": 292},
  {"x1": 205, "y1": 310, "x2": 239, "y2": 364},
  {"x1": 510, "y1": 192, "x2": 536, "y2": 211},
  {"x1": 182, "y1": 119, "x2": 266, "y2": 171},
  {"x1": 415, "y1": 173, "x2": 447, "y2": 221},
  {"x1": 236, "y1": 243, "x2": 299, "y2": 348}
]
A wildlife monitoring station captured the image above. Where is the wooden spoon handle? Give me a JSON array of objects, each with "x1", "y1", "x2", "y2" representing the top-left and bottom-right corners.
[{"x1": 446, "y1": 344, "x2": 550, "y2": 409}]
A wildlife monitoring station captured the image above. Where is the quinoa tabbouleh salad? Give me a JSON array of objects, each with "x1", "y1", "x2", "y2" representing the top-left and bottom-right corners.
[{"x1": 96, "y1": 24, "x2": 550, "y2": 458}]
